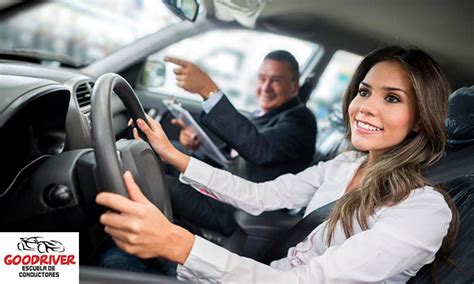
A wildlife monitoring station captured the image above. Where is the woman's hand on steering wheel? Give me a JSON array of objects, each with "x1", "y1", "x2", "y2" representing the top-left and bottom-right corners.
[
  {"x1": 133, "y1": 115, "x2": 190, "y2": 173},
  {"x1": 96, "y1": 171, "x2": 195, "y2": 264}
]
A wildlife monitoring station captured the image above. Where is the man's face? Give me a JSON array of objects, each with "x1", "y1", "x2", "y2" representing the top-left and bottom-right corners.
[{"x1": 256, "y1": 59, "x2": 299, "y2": 113}]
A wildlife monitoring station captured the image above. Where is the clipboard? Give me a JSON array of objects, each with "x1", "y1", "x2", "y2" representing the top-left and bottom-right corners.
[{"x1": 163, "y1": 99, "x2": 231, "y2": 167}]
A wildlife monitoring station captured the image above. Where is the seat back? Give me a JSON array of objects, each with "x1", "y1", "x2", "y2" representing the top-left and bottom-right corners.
[
  {"x1": 409, "y1": 86, "x2": 474, "y2": 283},
  {"x1": 445, "y1": 86, "x2": 474, "y2": 152},
  {"x1": 298, "y1": 73, "x2": 317, "y2": 104}
]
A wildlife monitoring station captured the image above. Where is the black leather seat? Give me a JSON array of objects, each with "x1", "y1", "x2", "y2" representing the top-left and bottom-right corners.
[
  {"x1": 298, "y1": 73, "x2": 318, "y2": 104},
  {"x1": 408, "y1": 177, "x2": 473, "y2": 283},
  {"x1": 408, "y1": 86, "x2": 474, "y2": 283}
]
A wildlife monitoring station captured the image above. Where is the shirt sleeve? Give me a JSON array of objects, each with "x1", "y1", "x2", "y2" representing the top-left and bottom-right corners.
[
  {"x1": 297, "y1": 188, "x2": 452, "y2": 282},
  {"x1": 177, "y1": 188, "x2": 452, "y2": 283},
  {"x1": 180, "y1": 157, "x2": 327, "y2": 215},
  {"x1": 201, "y1": 90, "x2": 224, "y2": 113},
  {"x1": 177, "y1": 236, "x2": 300, "y2": 283}
]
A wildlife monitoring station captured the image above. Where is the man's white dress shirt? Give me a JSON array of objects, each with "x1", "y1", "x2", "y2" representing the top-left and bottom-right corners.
[{"x1": 176, "y1": 151, "x2": 452, "y2": 283}]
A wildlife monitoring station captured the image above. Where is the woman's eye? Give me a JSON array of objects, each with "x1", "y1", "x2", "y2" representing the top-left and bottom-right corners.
[
  {"x1": 385, "y1": 94, "x2": 400, "y2": 103},
  {"x1": 358, "y1": 89, "x2": 369, "y2": 97}
]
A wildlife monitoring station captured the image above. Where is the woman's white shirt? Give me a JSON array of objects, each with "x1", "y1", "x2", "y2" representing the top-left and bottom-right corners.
[{"x1": 177, "y1": 151, "x2": 452, "y2": 283}]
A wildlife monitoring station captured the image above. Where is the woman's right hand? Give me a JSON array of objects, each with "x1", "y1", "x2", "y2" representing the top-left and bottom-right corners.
[
  {"x1": 96, "y1": 171, "x2": 195, "y2": 264},
  {"x1": 133, "y1": 116, "x2": 190, "y2": 173}
]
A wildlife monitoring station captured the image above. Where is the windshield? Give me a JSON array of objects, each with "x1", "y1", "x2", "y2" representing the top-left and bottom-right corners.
[{"x1": 0, "y1": 0, "x2": 180, "y2": 67}]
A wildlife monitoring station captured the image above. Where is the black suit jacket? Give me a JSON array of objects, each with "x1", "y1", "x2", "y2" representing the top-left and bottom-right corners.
[{"x1": 200, "y1": 95, "x2": 317, "y2": 182}]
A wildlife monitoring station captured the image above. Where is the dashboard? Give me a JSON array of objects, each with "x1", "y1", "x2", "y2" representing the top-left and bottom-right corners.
[{"x1": 0, "y1": 62, "x2": 128, "y2": 198}]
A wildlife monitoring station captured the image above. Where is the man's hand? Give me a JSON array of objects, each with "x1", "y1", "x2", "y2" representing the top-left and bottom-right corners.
[
  {"x1": 171, "y1": 118, "x2": 201, "y2": 150},
  {"x1": 164, "y1": 56, "x2": 219, "y2": 99},
  {"x1": 96, "y1": 171, "x2": 195, "y2": 264}
]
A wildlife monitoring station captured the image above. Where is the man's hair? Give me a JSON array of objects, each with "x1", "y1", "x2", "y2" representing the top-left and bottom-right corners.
[{"x1": 264, "y1": 50, "x2": 299, "y2": 80}]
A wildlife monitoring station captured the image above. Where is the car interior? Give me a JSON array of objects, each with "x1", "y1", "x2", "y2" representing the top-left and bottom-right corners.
[{"x1": 0, "y1": 0, "x2": 472, "y2": 283}]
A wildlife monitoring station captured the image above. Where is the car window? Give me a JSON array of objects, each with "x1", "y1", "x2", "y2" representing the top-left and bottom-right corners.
[
  {"x1": 141, "y1": 29, "x2": 319, "y2": 112},
  {"x1": 307, "y1": 50, "x2": 362, "y2": 129},
  {"x1": 0, "y1": 0, "x2": 180, "y2": 66},
  {"x1": 305, "y1": 50, "x2": 362, "y2": 160}
]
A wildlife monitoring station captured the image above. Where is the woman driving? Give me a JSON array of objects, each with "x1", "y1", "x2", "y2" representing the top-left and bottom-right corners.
[{"x1": 96, "y1": 46, "x2": 459, "y2": 283}]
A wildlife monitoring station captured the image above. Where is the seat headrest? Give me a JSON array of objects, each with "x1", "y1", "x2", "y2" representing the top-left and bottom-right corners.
[{"x1": 445, "y1": 86, "x2": 474, "y2": 147}]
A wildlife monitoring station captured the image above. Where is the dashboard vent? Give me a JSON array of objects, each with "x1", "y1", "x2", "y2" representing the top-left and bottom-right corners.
[{"x1": 75, "y1": 81, "x2": 94, "y2": 108}]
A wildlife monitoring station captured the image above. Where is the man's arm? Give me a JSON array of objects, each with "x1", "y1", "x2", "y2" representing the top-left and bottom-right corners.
[
  {"x1": 164, "y1": 56, "x2": 316, "y2": 165},
  {"x1": 164, "y1": 56, "x2": 221, "y2": 150},
  {"x1": 201, "y1": 96, "x2": 316, "y2": 165}
]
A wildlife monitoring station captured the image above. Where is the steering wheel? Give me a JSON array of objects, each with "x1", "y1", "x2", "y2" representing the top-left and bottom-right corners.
[{"x1": 90, "y1": 73, "x2": 172, "y2": 220}]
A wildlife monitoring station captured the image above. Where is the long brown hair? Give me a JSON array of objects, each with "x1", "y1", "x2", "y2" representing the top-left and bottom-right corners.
[{"x1": 326, "y1": 46, "x2": 459, "y2": 279}]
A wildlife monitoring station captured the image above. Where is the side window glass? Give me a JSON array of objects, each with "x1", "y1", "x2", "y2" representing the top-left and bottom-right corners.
[
  {"x1": 140, "y1": 29, "x2": 319, "y2": 112},
  {"x1": 307, "y1": 50, "x2": 362, "y2": 159}
]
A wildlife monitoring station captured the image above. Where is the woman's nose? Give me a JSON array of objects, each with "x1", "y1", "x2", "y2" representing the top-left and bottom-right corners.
[
  {"x1": 359, "y1": 97, "x2": 378, "y2": 116},
  {"x1": 359, "y1": 105, "x2": 373, "y2": 116}
]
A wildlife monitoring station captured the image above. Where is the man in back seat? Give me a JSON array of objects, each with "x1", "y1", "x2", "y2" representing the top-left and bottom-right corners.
[{"x1": 164, "y1": 50, "x2": 317, "y2": 235}]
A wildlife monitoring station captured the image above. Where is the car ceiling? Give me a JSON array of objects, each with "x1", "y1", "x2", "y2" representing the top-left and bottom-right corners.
[{"x1": 203, "y1": 0, "x2": 473, "y2": 88}]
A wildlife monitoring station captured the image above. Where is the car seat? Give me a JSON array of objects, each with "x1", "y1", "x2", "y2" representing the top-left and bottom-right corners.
[
  {"x1": 298, "y1": 73, "x2": 318, "y2": 104},
  {"x1": 408, "y1": 86, "x2": 474, "y2": 283}
]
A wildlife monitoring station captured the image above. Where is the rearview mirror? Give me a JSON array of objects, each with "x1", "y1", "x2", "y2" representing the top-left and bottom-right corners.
[{"x1": 162, "y1": 0, "x2": 199, "y2": 22}]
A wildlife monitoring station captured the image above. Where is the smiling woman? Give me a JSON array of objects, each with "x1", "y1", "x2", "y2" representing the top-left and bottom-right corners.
[
  {"x1": 348, "y1": 61, "x2": 419, "y2": 158},
  {"x1": 96, "y1": 46, "x2": 460, "y2": 283},
  {"x1": 0, "y1": 0, "x2": 179, "y2": 66}
]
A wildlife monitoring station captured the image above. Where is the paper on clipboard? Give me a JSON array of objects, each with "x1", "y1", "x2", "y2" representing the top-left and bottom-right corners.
[{"x1": 163, "y1": 99, "x2": 230, "y2": 167}]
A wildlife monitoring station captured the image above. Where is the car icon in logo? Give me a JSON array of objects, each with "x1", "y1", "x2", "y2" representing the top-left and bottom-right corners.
[{"x1": 17, "y1": 236, "x2": 65, "y2": 253}]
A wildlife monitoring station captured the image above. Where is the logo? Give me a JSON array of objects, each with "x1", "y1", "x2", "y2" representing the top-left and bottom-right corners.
[
  {"x1": 0, "y1": 232, "x2": 79, "y2": 284},
  {"x1": 18, "y1": 237, "x2": 65, "y2": 253}
]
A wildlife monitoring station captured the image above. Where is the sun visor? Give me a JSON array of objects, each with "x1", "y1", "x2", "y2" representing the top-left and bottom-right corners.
[{"x1": 213, "y1": 0, "x2": 266, "y2": 28}]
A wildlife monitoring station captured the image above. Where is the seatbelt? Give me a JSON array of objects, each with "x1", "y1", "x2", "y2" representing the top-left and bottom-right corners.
[
  {"x1": 260, "y1": 200, "x2": 337, "y2": 264},
  {"x1": 422, "y1": 144, "x2": 474, "y2": 184},
  {"x1": 261, "y1": 144, "x2": 474, "y2": 264}
]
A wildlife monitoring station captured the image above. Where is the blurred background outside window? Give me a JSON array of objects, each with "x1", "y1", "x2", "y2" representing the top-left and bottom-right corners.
[
  {"x1": 309, "y1": 50, "x2": 362, "y2": 158},
  {"x1": 308, "y1": 50, "x2": 362, "y2": 130},
  {"x1": 0, "y1": 0, "x2": 179, "y2": 66}
]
